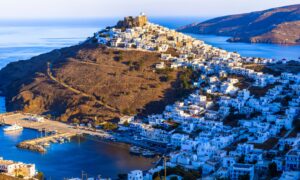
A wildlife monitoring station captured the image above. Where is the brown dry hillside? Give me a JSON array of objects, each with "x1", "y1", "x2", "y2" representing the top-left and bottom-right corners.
[{"x1": 0, "y1": 44, "x2": 194, "y2": 123}]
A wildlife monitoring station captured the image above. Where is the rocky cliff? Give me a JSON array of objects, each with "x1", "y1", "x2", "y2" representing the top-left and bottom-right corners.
[{"x1": 178, "y1": 4, "x2": 300, "y2": 45}]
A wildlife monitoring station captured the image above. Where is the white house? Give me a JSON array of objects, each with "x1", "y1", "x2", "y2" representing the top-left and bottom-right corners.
[
  {"x1": 171, "y1": 133, "x2": 189, "y2": 147},
  {"x1": 230, "y1": 163, "x2": 254, "y2": 180},
  {"x1": 128, "y1": 170, "x2": 143, "y2": 180},
  {"x1": 285, "y1": 149, "x2": 300, "y2": 171}
]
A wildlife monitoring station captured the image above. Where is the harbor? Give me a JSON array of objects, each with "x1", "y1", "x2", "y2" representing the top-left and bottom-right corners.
[
  {"x1": 0, "y1": 125, "x2": 157, "y2": 179},
  {"x1": 1, "y1": 112, "x2": 164, "y2": 156},
  {"x1": 0, "y1": 112, "x2": 114, "y2": 152}
]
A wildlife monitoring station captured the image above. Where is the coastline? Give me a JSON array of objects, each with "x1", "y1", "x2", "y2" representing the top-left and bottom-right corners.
[
  {"x1": 0, "y1": 17, "x2": 299, "y2": 180},
  {"x1": 1, "y1": 112, "x2": 164, "y2": 155},
  {"x1": 0, "y1": 120, "x2": 159, "y2": 179}
]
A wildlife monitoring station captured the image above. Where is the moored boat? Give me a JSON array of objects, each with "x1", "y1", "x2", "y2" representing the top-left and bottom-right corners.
[
  {"x1": 43, "y1": 142, "x2": 50, "y2": 147},
  {"x1": 142, "y1": 150, "x2": 156, "y2": 158},
  {"x1": 130, "y1": 146, "x2": 142, "y2": 155},
  {"x1": 3, "y1": 124, "x2": 23, "y2": 132}
]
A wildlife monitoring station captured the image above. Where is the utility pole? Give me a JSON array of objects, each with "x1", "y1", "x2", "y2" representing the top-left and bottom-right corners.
[{"x1": 164, "y1": 156, "x2": 167, "y2": 180}]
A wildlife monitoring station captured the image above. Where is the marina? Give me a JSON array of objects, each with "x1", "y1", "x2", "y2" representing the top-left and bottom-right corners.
[{"x1": 0, "y1": 121, "x2": 157, "y2": 179}]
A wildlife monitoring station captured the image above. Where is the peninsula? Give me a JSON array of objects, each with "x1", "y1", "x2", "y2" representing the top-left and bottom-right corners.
[{"x1": 178, "y1": 4, "x2": 300, "y2": 45}]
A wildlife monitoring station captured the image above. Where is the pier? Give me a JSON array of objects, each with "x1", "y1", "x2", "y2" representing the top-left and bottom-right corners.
[
  {"x1": 17, "y1": 132, "x2": 77, "y2": 153},
  {"x1": 0, "y1": 112, "x2": 112, "y2": 152}
]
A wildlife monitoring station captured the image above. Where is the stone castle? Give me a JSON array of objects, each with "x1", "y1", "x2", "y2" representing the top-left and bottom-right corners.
[{"x1": 116, "y1": 13, "x2": 148, "y2": 28}]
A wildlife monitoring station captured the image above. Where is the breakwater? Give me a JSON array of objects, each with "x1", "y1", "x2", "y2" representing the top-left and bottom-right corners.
[{"x1": 17, "y1": 132, "x2": 77, "y2": 153}]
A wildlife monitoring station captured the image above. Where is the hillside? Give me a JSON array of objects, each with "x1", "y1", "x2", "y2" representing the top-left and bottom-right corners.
[
  {"x1": 178, "y1": 4, "x2": 300, "y2": 45},
  {"x1": 0, "y1": 44, "x2": 193, "y2": 123}
]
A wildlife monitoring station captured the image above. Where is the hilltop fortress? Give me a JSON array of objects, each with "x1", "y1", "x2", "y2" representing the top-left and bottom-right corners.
[{"x1": 116, "y1": 13, "x2": 148, "y2": 28}]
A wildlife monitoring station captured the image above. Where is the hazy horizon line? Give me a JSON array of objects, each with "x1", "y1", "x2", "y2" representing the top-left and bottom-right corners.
[{"x1": 0, "y1": 17, "x2": 210, "y2": 29}]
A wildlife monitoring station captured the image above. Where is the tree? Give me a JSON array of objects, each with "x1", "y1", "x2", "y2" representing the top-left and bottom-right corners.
[
  {"x1": 72, "y1": 118, "x2": 80, "y2": 124},
  {"x1": 35, "y1": 172, "x2": 44, "y2": 180},
  {"x1": 17, "y1": 175, "x2": 24, "y2": 179},
  {"x1": 268, "y1": 162, "x2": 278, "y2": 177},
  {"x1": 102, "y1": 122, "x2": 118, "y2": 131},
  {"x1": 123, "y1": 120, "x2": 129, "y2": 127}
]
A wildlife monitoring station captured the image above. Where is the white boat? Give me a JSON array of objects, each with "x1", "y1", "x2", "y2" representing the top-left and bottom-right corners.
[
  {"x1": 43, "y1": 142, "x2": 50, "y2": 147},
  {"x1": 3, "y1": 124, "x2": 23, "y2": 132}
]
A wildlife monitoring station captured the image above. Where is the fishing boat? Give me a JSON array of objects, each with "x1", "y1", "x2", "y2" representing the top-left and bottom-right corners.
[{"x1": 3, "y1": 124, "x2": 23, "y2": 132}]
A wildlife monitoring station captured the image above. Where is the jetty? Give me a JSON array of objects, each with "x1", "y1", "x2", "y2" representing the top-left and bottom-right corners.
[
  {"x1": 0, "y1": 112, "x2": 112, "y2": 152},
  {"x1": 17, "y1": 132, "x2": 76, "y2": 153}
]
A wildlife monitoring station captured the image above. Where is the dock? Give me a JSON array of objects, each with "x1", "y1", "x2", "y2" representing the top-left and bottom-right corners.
[
  {"x1": 0, "y1": 112, "x2": 113, "y2": 152},
  {"x1": 17, "y1": 132, "x2": 77, "y2": 153}
]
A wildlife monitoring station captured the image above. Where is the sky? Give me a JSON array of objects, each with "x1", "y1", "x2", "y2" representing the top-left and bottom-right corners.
[{"x1": 0, "y1": 0, "x2": 299, "y2": 19}]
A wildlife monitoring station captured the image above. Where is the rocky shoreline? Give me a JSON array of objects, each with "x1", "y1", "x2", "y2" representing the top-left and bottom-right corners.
[{"x1": 17, "y1": 143, "x2": 46, "y2": 153}]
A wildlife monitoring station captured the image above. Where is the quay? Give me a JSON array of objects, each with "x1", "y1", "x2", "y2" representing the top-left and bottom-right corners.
[
  {"x1": 0, "y1": 112, "x2": 77, "y2": 133},
  {"x1": 17, "y1": 132, "x2": 77, "y2": 153},
  {"x1": 0, "y1": 112, "x2": 113, "y2": 152},
  {"x1": 0, "y1": 112, "x2": 111, "y2": 136}
]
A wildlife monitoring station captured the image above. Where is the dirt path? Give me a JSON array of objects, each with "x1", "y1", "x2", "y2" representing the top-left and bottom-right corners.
[{"x1": 47, "y1": 62, "x2": 119, "y2": 113}]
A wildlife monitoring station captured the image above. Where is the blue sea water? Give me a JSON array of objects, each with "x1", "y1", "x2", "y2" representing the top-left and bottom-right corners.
[
  {"x1": 0, "y1": 127, "x2": 156, "y2": 179},
  {"x1": 0, "y1": 17, "x2": 299, "y2": 179},
  {"x1": 188, "y1": 34, "x2": 300, "y2": 60}
]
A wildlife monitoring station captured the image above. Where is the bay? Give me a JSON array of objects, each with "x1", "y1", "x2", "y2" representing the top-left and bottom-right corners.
[{"x1": 0, "y1": 17, "x2": 299, "y2": 179}]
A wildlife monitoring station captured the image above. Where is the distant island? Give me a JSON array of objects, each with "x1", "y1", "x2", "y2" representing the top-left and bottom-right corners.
[{"x1": 178, "y1": 4, "x2": 300, "y2": 45}]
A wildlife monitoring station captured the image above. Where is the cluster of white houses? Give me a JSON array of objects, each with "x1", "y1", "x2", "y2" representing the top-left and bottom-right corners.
[
  {"x1": 92, "y1": 15, "x2": 300, "y2": 180},
  {"x1": 0, "y1": 157, "x2": 36, "y2": 179}
]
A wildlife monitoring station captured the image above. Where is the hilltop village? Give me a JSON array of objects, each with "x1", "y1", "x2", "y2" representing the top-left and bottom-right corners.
[
  {"x1": 0, "y1": 14, "x2": 299, "y2": 180},
  {"x1": 90, "y1": 14, "x2": 300, "y2": 180}
]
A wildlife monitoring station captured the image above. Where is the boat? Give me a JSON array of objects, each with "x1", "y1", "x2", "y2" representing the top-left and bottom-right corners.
[
  {"x1": 50, "y1": 139, "x2": 57, "y2": 143},
  {"x1": 58, "y1": 137, "x2": 64, "y2": 144},
  {"x1": 43, "y1": 142, "x2": 50, "y2": 147},
  {"x1": 130, "y1": 146, "x2": 142, "y2": 155},
  {"x1": 64, "y1": 137, "x2": 71, "y2": 142},
  {"x1": 3, "y1": 124, "x2": 23, "y2": 132},
  {"x1": 142, "y1": 150, "x2": 156, "y2": 158}
]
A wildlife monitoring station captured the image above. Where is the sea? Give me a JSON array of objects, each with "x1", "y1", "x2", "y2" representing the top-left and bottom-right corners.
[{"x1": 0, "y1": 17, "x2": 300, "y2": 179}]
